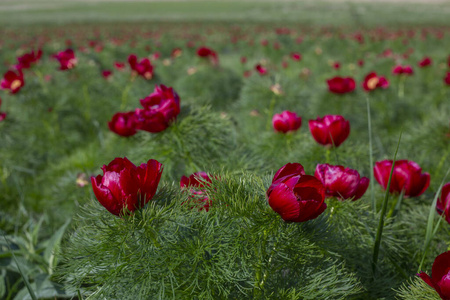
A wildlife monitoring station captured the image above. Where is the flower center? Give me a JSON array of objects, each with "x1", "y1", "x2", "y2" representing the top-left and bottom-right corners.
[
  {"x1": 10, "y1": 80, "x2": 21, "y2": 90},
  {"x1": 367, "y1": 77, "x2": 379, "y2": 90}
]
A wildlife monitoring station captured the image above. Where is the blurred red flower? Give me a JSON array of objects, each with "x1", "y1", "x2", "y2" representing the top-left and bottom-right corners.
[
  {"x1": 108, "y1": 111, "x2": 137, "y2": 137},
  {"x1": 326, "y1": 76, "x2": 356, "y2": 94},
  {"x1": 16, "y1": 49, "x2": 42, "y2": 70},
  {"x1": 1, "y1": 69, "x2": 25, "y2": 94},
  {"x1": 418, "y1": 56, "x2": 432, "y2": 67},
  {"x1": 362, "y1": 72, "x2": 389, "y2": 92},
  {"x1": 53, "y1": 49, "x2": 77, "y2": 70},
  {"x1": 272, "y1": 111, "x2": 302, "y2": 133},
  {"x1": 128, "y1": 54, "x2": 154, "y2": 80},
  {"x1": 436, "y1": 183, "x2": 450, "y2": 224},
  {"x1": 392, "y1": 64, "x2": 414, "y2": 75}
]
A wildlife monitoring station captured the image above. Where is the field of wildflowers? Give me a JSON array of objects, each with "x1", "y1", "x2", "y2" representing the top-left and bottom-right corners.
[{"x1": 0, "y1": 2, "x2": 450, "y2": 299}]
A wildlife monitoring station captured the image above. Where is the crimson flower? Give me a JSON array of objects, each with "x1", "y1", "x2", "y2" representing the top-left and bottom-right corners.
[
  {"x1": 272, "y1": 111, "x2": 302, "y2": 133},
  {"x1": 362, "y1": 72, "x2": 389, "y2": 92},
  {"x1": 308, "y1": 115, "x2": 350, "y2": 147},
  {"x1": 436, "y1": 183, "x2": 450, "y2": 224},
  {"x1": 135, "y1": 84, "x2": 180, "y2": 133},
  {"x1": 291, "y1": 53, "x2": 302, "y2": 61},
  {"x1": 392, "y1": 65, "x2": 413, "y2": 75},
  {"x1": 374, "y1": 160, "x2": 430, "y2": 197},
  {"x1": 0, "y1": 97, "x2": 6, "y2": 122},
  {"x1": 267, "y1": 163, "x2": 326, "y2": 222},
  {"x1": 326, "y1": 76, "x2": 356, "y2": 94},
  {"x1": 196, "y1": 47, "x2": 218, "y2": 65},
  {"x1": 16, "y1": 49, "x2": 42, "y2": 70},
  {"x1": 444, "y1": 72, "x2": 450, "y2": 86},
  {"x1": 53, "y1": 49, "x2": 77, "y2": 70},
  {"x1": 180, "y1": 172, "x2": 212, "y2": 211},
  {"x1": 418, "y1": 251, "x2": 450, "y2": 300},
  {"x1": 91, "y1": 157, "x2": 163, "y2": 216},
  {"x1": 418, "y1": 56, "x2": 432, "y2": 67},
  {"x1": 128, "y1": 54, "x2": 154, "y2": 80},
  {"x1": 102, "y1": 70, "x2": 112, "y2": 79},
  {"x1": 314, "y1": 164, "x2": 369, "y2": 201},
  {"x1": 108, "y1": 111, "x2": 137, "y2": 137},
  {"x1": 1, "y1": 69, "x2": 25, "y2": 94},
  {"x1": 114, "y1": 62, "x2": 125, "y2": 70},
  {"x1": 255, "y1": 64, "x2": 267, "y2": 75},
  {"x1": 333, "y1": 62, "x2": 341, "y2": 70}
]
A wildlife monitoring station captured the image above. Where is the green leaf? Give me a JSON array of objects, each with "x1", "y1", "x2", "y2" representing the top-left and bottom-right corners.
[{"x1": 42, "y1": 219, "x2": 71, "y2": 274}]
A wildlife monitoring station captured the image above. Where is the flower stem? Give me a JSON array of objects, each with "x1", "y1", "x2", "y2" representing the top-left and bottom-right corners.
[
  {"x1": 366, "y1": 95, "x2": 375, "y2": 212},
  {"x1": 372, "y1": 131, "x2": 402, "y2": 276}
]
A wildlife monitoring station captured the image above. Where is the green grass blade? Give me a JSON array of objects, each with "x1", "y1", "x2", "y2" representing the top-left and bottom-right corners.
[
  {"x1": 372, "y1": 131, "x2": 402, "y2": 276},
  {"x1": 2, "y1": 234, "x2": 37, "y2": 300},
  {"x1": 366, "y1": 95, "x2": 376, "y2": 212}
]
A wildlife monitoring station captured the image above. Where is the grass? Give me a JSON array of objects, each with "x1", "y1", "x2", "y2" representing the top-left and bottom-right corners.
[{"x1": 1, "y1": 0, "x2": 450, "y2": 27}]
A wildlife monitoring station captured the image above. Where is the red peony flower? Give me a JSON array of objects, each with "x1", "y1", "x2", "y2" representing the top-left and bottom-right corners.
[
  {"x1": 374, "y1": 160, "x2": 430, "y2": 197},
  {"x1": 196, "y1": 47, "x2": 218, "y2": 65},
  {"x1": 108, "y1": 111, "x2": 137, "y2": 137},
  {"x1": 1, "y1": 69, "x2": 25, "y2": 94},
  {"x1": 291, "y1": 53, "x2": 302, "y2": 61},
  {"x1": 267, "y1": 163, "x2": 326, "y2": 223},
  {"x1": 308, "y1": 115, "x2": 350, "y2": 147},
  {"x1": 333, "y1": 62, "x2": 341, "y2": 70},
  {"x1": 91, "y1": 157, "x2": 163, "y2": 216},
  {"x1": 418, "y1": 56, "x2": 432, "y2": 67},
  {"x1": 314, "y1": 164, "x2": 369, "y2": 201},
  {"x1": 326, "y1": 76, "x2": 356, "y2": 94},
  {"x1": 418, "y1": 251, "x2": 450, "y2": 300},
  {"x1": 180, "y1": 172, "x2": 212, "y2": 211},
  {"x1": 272, "y1": 111, "x2": 302, "y2": 133},
  {"x1": 436, "y1": 183, "x2": 450, "y2": 224},
  {"x1": 114, "y1": 62, "x2": 125, "y2": 70},
  {"x1": 16, "y1": 49, "x2": 42, "y2": 70},
  {"x1": 444, "y1": 72, "x2": 450, "y2": 86},
  {"x1": 135, "y1": 84, "x2": 180, "y2": 133},
  {"x1": 102, "y1": 70, "x2": 112, "y2": 79},
  {"x1": 255, "y1": 64, "x2": 267, "y2": 75},
  {"x1": 392, "y1": 65, "x2": 414, "y2": 75},
  {"x1": 128, "y1": 54, "x2": 154, "y2": 80},
  {"x1": 362, "y1": 72, "x2": 390, "y2": 92},
  {"x1": 53, "y1": 49, "x2": 77, "y2": 70},
  {"x1": 0, "y1": 97, "x2": 6, "y2": 122}
]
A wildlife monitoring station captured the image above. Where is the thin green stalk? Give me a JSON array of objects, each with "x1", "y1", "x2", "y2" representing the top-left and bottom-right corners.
[
  {"x1": 372, "y1": 131, "x2": 402, "y2": 276},
  {"x1": 418, "y1": 168, "x2": 450, "y2": 272},
  {"x1": 2, "y1": 234, "x2": 37, "y2": 300},
  {"x1": 366, "y1": 95, "x2": 375, "y2": 212},
  {"x1": 386, "y1": 190, "x2": 405, "y2": 220},
  {"x1": 398, "y1": 76, "x2": 405, "y2": 99}
]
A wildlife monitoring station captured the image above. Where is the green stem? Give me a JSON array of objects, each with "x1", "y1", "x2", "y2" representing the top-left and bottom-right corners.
[
  {"x1": 366, "y1": 95, "x2": 375, "y2": 212},
  {"x1": 372, "y1": 131, "x2": 402, "y2": 276},
  {"x1": 120, "y1": 81, "x2": 133, "y2": 111},
  {"x1": 325, "y1": 148, "x2": 331, "y2": 164},
  {"x1": 398, "y1": 76, "x2": 405, "y2": 99},
  {"x1": 386, "y1": 190, "x2": 404, "y2": 220}
]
